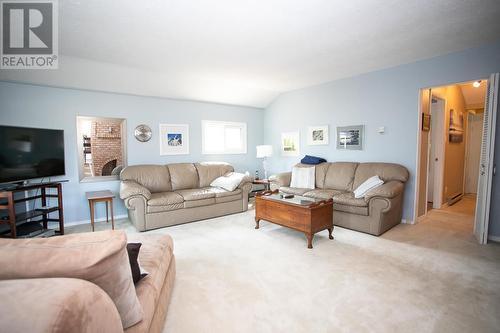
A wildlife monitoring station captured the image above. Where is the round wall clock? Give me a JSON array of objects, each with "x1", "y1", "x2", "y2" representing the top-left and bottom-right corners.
[{"x1": 134, "y1": 124, "x2": 152, "y2": 142}]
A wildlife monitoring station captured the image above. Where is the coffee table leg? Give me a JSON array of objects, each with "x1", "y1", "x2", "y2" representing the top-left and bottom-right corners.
[
  {"x1": 306, "y1": 233, "x2": 313, "y2": 249},
  {"x1": 328, "y1": 227, "x2": 334, "y2": 240},
  {"x1": 255, "y1": 218, "x2": 260, "y2": 229}
]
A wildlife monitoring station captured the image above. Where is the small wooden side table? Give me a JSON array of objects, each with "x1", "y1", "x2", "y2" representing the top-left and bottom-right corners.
[
  {"x1": 86, "y1": 190, "x2": 115, "y2": 232},
  {"x1": 253, "y1": 179, "x2": 270, "y2": 191}
]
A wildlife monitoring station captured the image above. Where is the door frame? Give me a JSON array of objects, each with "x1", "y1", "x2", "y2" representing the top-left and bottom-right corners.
[
  {"x1": 414, "y1": 77, "x2": 489, "y2": 224},
  {"x1": 474, "y1": 73, "x2": 499, "y2": 244}
]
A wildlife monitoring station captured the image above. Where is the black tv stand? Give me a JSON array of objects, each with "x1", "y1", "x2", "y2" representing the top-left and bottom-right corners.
[{"x1": 0, "y1": 181, "x2": 66, "y2": 238}]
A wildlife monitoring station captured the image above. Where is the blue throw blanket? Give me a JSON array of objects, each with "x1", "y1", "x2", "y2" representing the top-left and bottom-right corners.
[{"x1": 300, "y1": 155, "x2": 327, "y2": 165}]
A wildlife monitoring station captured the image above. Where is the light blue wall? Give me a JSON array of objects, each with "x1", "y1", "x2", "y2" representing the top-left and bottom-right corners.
[
  {"x1": 264, "y1": 41, "x2": 500, "y2": 226},
  {"x1": 0, "y1": 82, "x2": 264, "y2": 224}
]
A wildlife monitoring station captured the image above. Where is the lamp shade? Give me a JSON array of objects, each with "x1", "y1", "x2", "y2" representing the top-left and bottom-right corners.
[{"x1": 256, "y1": 145, "x2": 273, "y2": 158}]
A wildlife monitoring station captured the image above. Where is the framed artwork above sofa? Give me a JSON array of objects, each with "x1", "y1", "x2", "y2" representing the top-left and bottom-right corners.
[
  {"x1": 159, "y1": 123, "x2": 189, "y2": 155},
  {"x1": 336, "y1": 125, "x2": 364, "y2": 150},
  {"x1": 307, "y1": 125, "x2": 329, "y2": 145}
]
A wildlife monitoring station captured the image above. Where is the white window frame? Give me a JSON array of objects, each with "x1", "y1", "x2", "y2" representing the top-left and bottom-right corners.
[{"x1": 202, "y1": 120, "x2": 247, "y2": 155}]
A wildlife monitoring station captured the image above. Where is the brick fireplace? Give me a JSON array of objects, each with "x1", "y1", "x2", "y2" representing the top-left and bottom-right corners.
[{"x1": 91, "y1": 121, "x2": 123, "y2": 176}]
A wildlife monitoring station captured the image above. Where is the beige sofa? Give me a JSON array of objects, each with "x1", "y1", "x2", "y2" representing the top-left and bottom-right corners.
[
  {"x1": 270, "y1": 162, "x2": 409, "y2": 235},
  {"x1": 0, "y1": 230, "x2": 175, "y2": 333},
  {"x1": 120, "y1": 162, "x2": 252, "y2": 231}
]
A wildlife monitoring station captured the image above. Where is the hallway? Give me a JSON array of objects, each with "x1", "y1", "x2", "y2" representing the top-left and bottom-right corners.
[{"x1": 429, "y1": 194, "x2": 476, "y2": 236}]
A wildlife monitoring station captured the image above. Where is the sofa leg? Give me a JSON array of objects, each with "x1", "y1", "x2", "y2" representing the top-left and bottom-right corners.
[{"x1": 328, "y1": 227, "x2": 334, "y2": 240}]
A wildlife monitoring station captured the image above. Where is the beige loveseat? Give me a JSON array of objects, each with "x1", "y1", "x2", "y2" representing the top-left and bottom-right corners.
[
  {"x1": 120, "y1": 162, "x2": 252, "y2": 231},
  {"x1": 270, "y1": 162, "x2": 409, "y2": 236},
  {"x1": 0, "y1": 230, "x2": 175, "y2": 333}
]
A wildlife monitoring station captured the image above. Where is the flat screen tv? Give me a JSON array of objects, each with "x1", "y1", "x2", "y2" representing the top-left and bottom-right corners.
[{"x1": 0, "y1": 125, "x2": 65, "y2": 184}]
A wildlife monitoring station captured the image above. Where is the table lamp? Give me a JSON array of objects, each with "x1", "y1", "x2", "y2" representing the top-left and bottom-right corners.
[{"x1": 256, "y1": 145, "x2": 273, "y2": 179}]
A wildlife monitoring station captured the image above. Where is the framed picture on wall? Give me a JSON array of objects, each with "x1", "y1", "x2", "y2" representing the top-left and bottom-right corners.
[
  {"x1": 336, "y1": 125, "x2": 364, "y2": 150},
  {"x1": 281, "y1": 131, "x2": 300, "y2": 156},
  {"x1": 159, "y1": 123, "x2": 189, "y2": 155},
  {"x1": 307, "y1": 125, "x2": 329, "y2": 145},
  {"x1": 449, "y1": 109, "x2": 464, "y2": 143}
]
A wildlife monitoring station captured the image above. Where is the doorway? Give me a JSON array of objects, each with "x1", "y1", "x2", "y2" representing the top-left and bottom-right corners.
[{"x1": 416, "y1": 79, "x2": 487, "y2": 234}]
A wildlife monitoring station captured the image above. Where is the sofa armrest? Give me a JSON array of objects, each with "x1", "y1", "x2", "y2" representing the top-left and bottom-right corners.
[
  {"x1": 120, "y1": 181, "x2": 152, "y2": 200},
  {"x1": 364, "y1": 181, "x2": 404, "y2": 201},
  {"x1": 0, "y1": 278, "x2": 123, "y2": 333},
  {"x1": 238, "y1": 175, "x2": 253, "y2": 193},
  {"x1": 269, "y1": 172, "x2": 292, "y2": 189}
]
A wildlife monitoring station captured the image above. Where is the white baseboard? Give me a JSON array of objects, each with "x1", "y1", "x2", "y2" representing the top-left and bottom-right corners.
[
  {"x1": 65, "y1": 214, "x2": 128, "y2": 226},
  {"x1": 487, "y1": 235, "x2": 500, "y2": 243}
]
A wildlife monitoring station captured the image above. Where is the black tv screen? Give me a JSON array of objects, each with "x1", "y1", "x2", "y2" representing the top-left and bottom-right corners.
[{"x1": 0, "y1": 126, "x2": 65, "y2": 184}]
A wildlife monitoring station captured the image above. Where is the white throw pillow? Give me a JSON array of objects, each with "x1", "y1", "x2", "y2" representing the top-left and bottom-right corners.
[
  {"x1": 353, "y1": 175, "x2": 384, "y2": 199},
  {"x1": 290, "y1": 166, "x2": 315, "y2": 189},
  {"x1": 210, "y1": 172, "x2": 246, "y2": 192}
]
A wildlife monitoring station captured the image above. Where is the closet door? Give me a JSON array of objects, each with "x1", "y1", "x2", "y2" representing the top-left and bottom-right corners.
[{"x1": 474, "y1": 73, "x2": 499, "y2": 244}]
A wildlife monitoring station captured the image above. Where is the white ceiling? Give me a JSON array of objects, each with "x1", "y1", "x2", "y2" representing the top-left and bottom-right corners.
[
  {"x1": 460, "y1": 81, "x2": 487, "y2": 108},
  {"x1": 1, "y1": 0, "x2": 500, "y2": 108}
]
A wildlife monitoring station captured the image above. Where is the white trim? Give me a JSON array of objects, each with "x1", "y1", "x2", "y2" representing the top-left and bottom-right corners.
[
  {"x1": 481, "y1": 73, "x2": 499, "y2": 243},
  {"x1": 413, "y1": 89, "x2": 428, "y2": 223},
  {"x1": 201, "y1": 120, "x2": 247, "y2": 155},
  {"x1": 65, "y1": 214, "x2": 128, "y2": 226},
  {"x1": 487, "y1": 235, "x2": 500, "y2": 243}
]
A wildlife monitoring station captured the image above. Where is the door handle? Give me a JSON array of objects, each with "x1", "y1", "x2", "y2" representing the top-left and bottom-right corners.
[{"x1": 494, "y1": 165, "x2": 497, "y2": 176}]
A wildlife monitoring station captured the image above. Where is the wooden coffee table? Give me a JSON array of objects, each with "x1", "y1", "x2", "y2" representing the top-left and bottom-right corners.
[{"x1": 255, "y1": 190, "x2": 333, "y2": 248}]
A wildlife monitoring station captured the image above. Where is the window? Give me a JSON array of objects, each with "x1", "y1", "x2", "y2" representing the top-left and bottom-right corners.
[{"x1": 202, "y1": 120, "x2": 247, "y2": 154}]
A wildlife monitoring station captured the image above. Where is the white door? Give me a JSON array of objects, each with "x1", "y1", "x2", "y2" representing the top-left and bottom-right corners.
[
  {"x1": 427, "y1": 100, "x2": 436, "y2": 203},
  {"x1": 474, "y1": 73, "x2": 499, "y2": 244},
  {"x1": 465, "y1": 113, "x2": 484, "y2": 194},
  {"x1": 428, "y1": 97, "x2": 445, "y2": 208}
]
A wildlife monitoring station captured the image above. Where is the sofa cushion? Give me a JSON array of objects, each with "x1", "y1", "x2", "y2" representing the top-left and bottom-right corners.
[
  {"x1": 184, "y1": 198, "x2": 216, "y2": 208},
  {"x1": 334, "y1": 203, "x2": 369, "y2": 216},
  {"x1": 216, "y1": 193, "x2": 243, "y2": 203},
  {"x1": 147, "y1": 204, "x2": 184, "y2": 213},
  {"x1": 324, "y1": 162, "x2": 359, "y2": 191},
  {"x1": 290, "y1": 166, "x2": 315, "y2": 189},
  {"x1": 0, "y1": 230, "x2": 143, "y2": 329},
  {"x1": 126, "y1": 233, "x2": 174, "y2": 333},
  {"x1": 353, "y1": 163, "x2": 409, "y2": 189},
  {"x1": 303, "y1": 189, "x2": 343, "y2": 200},
  {"x1": 353, "y1": 175, "x2": 384, "y2": 199},
  {"x1": 207, "y1": 187, "x2": 243, "y2": 198},
  {"x1": 148, "y1": 192, "x2": 184, "y2": 206},
  {"x1": 176, "y1": 188, "x2": 216, "y2": 201},
  {"x1": 279, "y1": 186, "x2": 310, "y2": 196},
  {"x1": 332, "y1": 192, "x2": 368, "y2": 207},
  {"x1": 292, "y1": 163, "x2": 330, "y2": 189},
  {"x1": 210, "y1": 172, "x2": 246, "y2": 191},
  {"x1": 167, "y1": 163, "x2": 199, "y2": 191},
  {"x1": 195, "y1": 162, "x2": 234, "y2": 188},
  {"x1": 121, "y1": 165, "x2": 171, "y2": 193}
]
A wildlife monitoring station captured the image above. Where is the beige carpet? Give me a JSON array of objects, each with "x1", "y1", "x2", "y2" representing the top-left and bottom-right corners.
[{"x1": 67, "y1": 197, "x2": 500, "y2": 332}]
